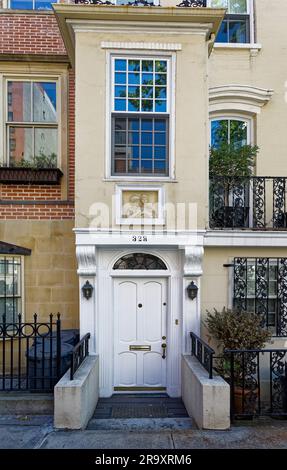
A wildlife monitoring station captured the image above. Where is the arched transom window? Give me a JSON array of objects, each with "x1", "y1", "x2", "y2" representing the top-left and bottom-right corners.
[{"x1": 113, "y1": 253, "x2": 167, "y2": 270}]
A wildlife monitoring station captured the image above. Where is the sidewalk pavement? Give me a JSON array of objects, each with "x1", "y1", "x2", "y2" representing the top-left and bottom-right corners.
[{"x1": 0, "y1": 415, "x2": 287, "y2": 449}]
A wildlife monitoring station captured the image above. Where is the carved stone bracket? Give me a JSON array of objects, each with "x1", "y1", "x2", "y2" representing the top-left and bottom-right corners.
[
  {"x1": 183, "y1": 245, "x2": 204, "y2": 277},
  {"x1": 76, "y1": 245, "x2": 97, "y2": 276}
]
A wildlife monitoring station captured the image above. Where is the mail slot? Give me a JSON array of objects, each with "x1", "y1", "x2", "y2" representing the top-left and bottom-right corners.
[{"x1": 129, "y1": 345, "x2": 151, "y2": 351}]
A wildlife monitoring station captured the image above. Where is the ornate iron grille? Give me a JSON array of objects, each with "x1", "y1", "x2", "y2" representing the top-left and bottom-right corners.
[
  {"x1": 74, "y1": 0, "x2": 157, "y2": 5},
  {"x1": 113, "y1": 253, "x2": 167, "y2": 270},
  {"x1": 222, "y1": 349, "x2": 287, "y2": 419},
  {"x1": 209, "y1": 176, "x2": 287, "y2": 230},
  {"x1": 176, "y1": 0, "x2": 206, "y2": 6},
  {"x1": 190, "y1": 331, "x2": 214, "y2": 379},
  {"x1": 233, "y1": 257, "x2": 287, "y2": 337}
]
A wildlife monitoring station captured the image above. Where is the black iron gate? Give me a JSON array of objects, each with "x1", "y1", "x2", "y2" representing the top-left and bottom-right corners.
[
  {"x1": 0, "y1": 313, "x2": 62, "y2": 392},
  {"x1": 220, "y1": 349, "x2": 287, "y2": 419}
]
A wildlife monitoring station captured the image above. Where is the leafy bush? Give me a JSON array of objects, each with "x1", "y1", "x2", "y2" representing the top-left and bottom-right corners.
[
  {"x1": 9, "y1": 153, "x2": 57, "y2": 169},
  {"x1": 209, "y1": 143, "x2": 258, "y2": 179},
  {"x1": 205, "y1": 307, "x2": 272, "y2": 352}
]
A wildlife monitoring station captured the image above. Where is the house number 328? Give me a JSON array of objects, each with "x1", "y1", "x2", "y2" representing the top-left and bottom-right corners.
[{"x1": 131, "y1": 236, "x2": 148, "y2": 242}]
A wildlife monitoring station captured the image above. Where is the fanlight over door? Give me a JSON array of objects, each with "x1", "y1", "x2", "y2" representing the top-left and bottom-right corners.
[{"x1": 113, "y1": 253, "x2": 167, "y2": 270}]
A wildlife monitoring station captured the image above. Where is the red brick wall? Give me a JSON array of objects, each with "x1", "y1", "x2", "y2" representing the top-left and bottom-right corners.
[
  {"x1": 0, "y1": 13, "x2": 66, "y2": 56},
  {"x1": 0, "y1": 11, "x2": 75, "y2": 220}
]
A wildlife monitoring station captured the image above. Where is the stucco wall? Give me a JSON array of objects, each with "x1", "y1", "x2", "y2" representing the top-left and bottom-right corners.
[
  {"x1": 209, "y1": 0, "x2": 287, "y2": 177},
  {"x1": 74, "y1": 30, "x2": 209, "y2": 230}
]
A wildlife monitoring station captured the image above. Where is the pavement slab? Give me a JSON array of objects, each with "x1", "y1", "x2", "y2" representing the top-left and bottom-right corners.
[{"x1": 39, "y1": 430, "x2": 174, "y2": 449}]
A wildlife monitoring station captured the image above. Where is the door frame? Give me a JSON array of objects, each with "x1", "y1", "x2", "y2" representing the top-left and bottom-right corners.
[
  {"x1": 113, "y1": 275, "x2": 168, "y2": 392},
  {"x1": 96, "y1": 247, "x2": 182, "y2": 398}
]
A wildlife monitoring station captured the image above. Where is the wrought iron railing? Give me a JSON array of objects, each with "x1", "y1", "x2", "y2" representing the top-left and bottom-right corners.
[
  {"x1": 0, "y1": 314, "x2": 62, "y2": 392},
  {"x1": 215, "y1": 348, "x2": 287, "y2": 419},
  {"x1": 70, "y1": 333, "x2": 91, "y2": 380},
  {"x1": 210, "y1": 176, "x2": 287, "y2": 230},
  {"x1": 190, "y1": 331, "x2": 215, "y2": 379},
  {"x1": 74, "y1": 0, "x2": 207, "y2": 6}
]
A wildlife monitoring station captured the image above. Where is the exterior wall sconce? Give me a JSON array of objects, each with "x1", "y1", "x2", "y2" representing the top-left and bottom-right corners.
[
  {"x1": 187, "y1": 281, "x2": 198, "y2": 300},
  {"x1": 82, "y1": 280, "x2": 93, "y2": 300}
]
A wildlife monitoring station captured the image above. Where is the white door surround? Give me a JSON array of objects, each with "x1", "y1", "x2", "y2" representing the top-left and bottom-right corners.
[
  {"x1": 75, "y1": 232, "x2": 204, "y2": 398},
  {"x1": 114, "y1": 277, "x2": 167, "y2": 391}
]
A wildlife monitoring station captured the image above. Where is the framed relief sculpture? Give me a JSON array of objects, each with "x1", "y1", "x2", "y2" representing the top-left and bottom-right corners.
[{"x1": 115, "y1": 186, "x2": 165, "y2": 225}]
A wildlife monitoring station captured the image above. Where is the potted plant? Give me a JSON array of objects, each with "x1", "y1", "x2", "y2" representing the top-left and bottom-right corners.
[
  {"x1": 205, "y1": 307, "x2": 272, "y2": 415},
  {"x1": 209, "y1": 143, "x2": 258, "y2": 228}
]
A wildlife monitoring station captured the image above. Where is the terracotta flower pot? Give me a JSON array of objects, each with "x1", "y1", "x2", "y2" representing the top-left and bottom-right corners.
[{"x1": 233, "y1": 386, "x2": 259, "y2": 415}]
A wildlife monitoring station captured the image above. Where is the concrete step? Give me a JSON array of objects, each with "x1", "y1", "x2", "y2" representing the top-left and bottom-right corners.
[
  {"x1": 0, "y1": 393, "x2": 53, "y2": 415},
  {"x1": 87, "y1": 417, "x2": 194, "y2": 431}
]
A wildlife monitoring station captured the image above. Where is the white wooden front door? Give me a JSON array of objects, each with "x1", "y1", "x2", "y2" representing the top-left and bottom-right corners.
[{"x1": 114, "y1": 277, "x2": 167, "y2": 390}]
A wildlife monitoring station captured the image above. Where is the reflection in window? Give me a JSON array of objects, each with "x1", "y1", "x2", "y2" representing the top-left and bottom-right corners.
[
  {"x1": 211, "y1": 119, "x2": 248, "y2": 148},
  {"x1": 209, "y1": 0, "x2": 250, "y2": 44},
  {"x1": 6, "y1": 81, "x2": 58, "y2": 167},
  {"x1": 10, "y1": 0, "x2": 56, "y2": 10}
]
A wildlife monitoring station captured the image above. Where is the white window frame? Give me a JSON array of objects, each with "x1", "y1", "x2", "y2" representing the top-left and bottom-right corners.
[
  {"x1": 105, "y1": 51, "x2": 176, "y2": 181},
  {"x1": 6, "y1": 0, "x2": 59, "y2": 9},
  {"x1": 115, "y1": 184, "x2": 165, "y2": 225},
  {"x1": 0, "y1": 255, "x2": 25, "y2": 324},
  {"x1": 1, "y1": 75, "x2": 61, "y2": 168},
  {"x1": 207, "y1": 0, "x2": 256, "y2": 46}
]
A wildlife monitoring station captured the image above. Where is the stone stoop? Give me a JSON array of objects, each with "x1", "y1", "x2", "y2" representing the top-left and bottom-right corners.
[{"x1": 0, "y1": 393, "x2": 54, "y2": 415}]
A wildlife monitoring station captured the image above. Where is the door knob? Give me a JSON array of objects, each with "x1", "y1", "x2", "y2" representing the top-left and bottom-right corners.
[{"x1": 138, "y1": 303, "x2": 142, "y2": 308}]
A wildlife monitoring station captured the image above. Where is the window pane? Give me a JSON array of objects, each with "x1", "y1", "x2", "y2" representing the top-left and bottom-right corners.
[
  {"x1": 115, "y1": 73, "x2": 126, "y2": 84},
  {"x1": 141, "y1": 100, "x2": 153, "y2": 112},
  {"x1": 154, "y1": 133, "x2": 166, "y2": 145},
  {"x1": 34, "y1": 128, "x2": 57, "y2": 166},
  {"x1": 211, "y1": 120, "x2": 228, "y2": 147},
  {"x1": 229, "y1": 20, "x2": 248, "y2": 43},
  {"x1": 128, "y1": 132, "x2": 139, "y2": 145},
  {"x1": 9, "y1": 127, "x2": 33, "y2": 165},
  {"x1": 128, "y1": 86, "x2": 140, "y2": 98},
  {"x1": 128, "y1": 119, "x2": 139, "y2": 131},
  {"x1": 155, "y1": 100, "x2": 167, "y2": 112},
  {"x1": 35, "y1": 0, "x2": 53, "y2": 9},
  {"x1": 114, "y1": 160, "x2": 126, "y2": 173},
  {"x1": 10, "y1": 0, "x2": 33, "y2": 8},
  {"x1": 154, "y1": 147, "x2": 166, "y2": 159},
  {"x1": 115, "y1": 132, "x2": 126, "y2": 145},
  {"x1": 142, "y1": 119, "x2": 153, "y2": 131},
  {"x1": 128, "y1": 60, "x2": 140, "y2": 72},
  {"x1": 115, "y1": 59, "x2": 126, "y2": 71},
  {"x1": 142, "y1": 87, "x2": 153, "y2": 99},
  {"x1": 216, "y1": 20, "x2": 228, "y2": 43},
  {"x1": 229, "y1": 0, "x2": 247, "y2": 14},
  {"x1": 115, "y1": 99, "x2": 126, "y2": 111},
  {"x1": 142, "y1": 73, "x2": 153, "y2": 85},
  {"x1": 155, "y1": 87, "x2": 167, "y2": 99},
  {"x1": 115, "y1": 86, "x2": 126, "y2": 98},
  {"x1": 142, "y1": 60, "x2": 153, "y2": 72},
  {"x1": 154, "y1": 160, "x2": 167, "y2": 174},
  {"x1": 141, "y1": 160, "x2": 153, "y2": 173},
  {"x1": 128, "y1": 73, "x2": 140, "y2": 85},
  {"x1": 128, "y1": 100, "x2": 140, "y2": 112},
  {"x1": 127, "y1": 160, "x2": 139, "y2": 173},
  {"x1": 229, "y1": 120, "x2": 248, "y2": 147},
  {"x1": 33, "y1": 82, "x2": 57, "y2": 123},
  {"x1": 210, "y1": 0, "x2": 228, "y2": 8},
  {"x1": 155, "y1": 74, "x2": 167, "y2": 86},
  {"x1": 155, "y1": 61, "x2": 167, "y2": 73},
  {"x1": 7, "y1": 81, "x2": 32, "y2": 122},
  {"x1": 142, "y1": 146, "x2": 152, "y2": 158}
]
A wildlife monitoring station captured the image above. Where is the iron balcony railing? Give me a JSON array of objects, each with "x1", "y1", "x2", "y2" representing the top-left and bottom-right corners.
[
  {"x1": 210, "y1": 176, "x2": 287, "y2": 230},
  {"x1": 74, "y1": 0, "x2": 207, "y2": 6},
  {"x1": 216, "y1": 348, "x2": 287, "y2": 419},
  {"x1": 70, "y1": 333, "x2": 91, "y2": 380},
  {"x1": 190, "y1": 331, "x2": 215, "y2": 379}
]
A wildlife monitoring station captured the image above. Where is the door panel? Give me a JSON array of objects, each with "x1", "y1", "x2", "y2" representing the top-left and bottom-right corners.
[{"x1": 114, "y1": 277, "x2": 167, "y2": 389}]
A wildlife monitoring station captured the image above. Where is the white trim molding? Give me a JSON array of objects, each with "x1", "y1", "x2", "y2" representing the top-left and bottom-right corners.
[
  {"x1": 205, "y1": 231, "x2": 287, "y2": 248},
  {"x1": 76, "y1": 245, "x2": 97, "y2": 276},
  {"x1": 101, "y1": 42, "x2": 182, "y2": 51},
  {"x1": 183, "y1": 246, "x2": 204, "y2": 277},
  {"x1": 209, "y1": 85, "x2": 273, "y2": 115}
]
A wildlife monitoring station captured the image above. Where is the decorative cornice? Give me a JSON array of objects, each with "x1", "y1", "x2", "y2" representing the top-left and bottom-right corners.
[
  {"x1": 209, "y1": 85, "x2": 273, "y2": 114},
  {"x1": 183, "y1": 245, "x2": 204, "y2": 277},
  {"x1": 101, "y1": 41, "x2": 182, "y2": 50},
  {"x1": 76, "y1": 245, "x2": 97, "y2": 276}
]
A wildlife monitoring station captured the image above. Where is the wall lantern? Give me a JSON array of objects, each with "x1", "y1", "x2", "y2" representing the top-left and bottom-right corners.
[
  {"x1": 187, "y1": 281, "x2": 198, "y2": 300},
  {"x1": 82, "y1": 280, "x2": 93, "y2": 300}
]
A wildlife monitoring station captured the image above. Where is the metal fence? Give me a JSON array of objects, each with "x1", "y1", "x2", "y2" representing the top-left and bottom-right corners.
[
  {"x1": 70, "y1": 333, "x2": 91, "y2": 380},
  {"x1": 216, "y1": 348, "x2": 287, "y2": 419},
  {"x1": 0, "y1": 314, "x2": 62, "y2": 392},
  {"x1": 190, "y1": 331, "x2": 215, "y2": 379}
]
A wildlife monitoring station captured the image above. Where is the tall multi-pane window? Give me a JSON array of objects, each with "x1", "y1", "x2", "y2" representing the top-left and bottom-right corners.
[
  {"x1": 0, "y1": 257, "x2": 22, "y2": 323},
  {"x1": 209, "y1": 0, "x2": 251, "y2": 44},
  {"x1": 6, "y1": 80, "x2": 58, "y2": 167},
  {"x1": 111, "y1": 57, "x2": 170, "y2": 176},
  {"x1": 9, "y1": 0, "x2": 57, "y2": 9}
]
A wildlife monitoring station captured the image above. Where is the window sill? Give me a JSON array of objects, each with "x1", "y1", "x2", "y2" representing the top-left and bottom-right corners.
[
  {"x1": 103, "y1": 177, "x2": 177, "y2": 183},
  {"x1": 0, "y1": 167, "x2": 63, "y2": 185},
  {"x1": 214, "y1": 43, "x2": 262, "y2": 55}
]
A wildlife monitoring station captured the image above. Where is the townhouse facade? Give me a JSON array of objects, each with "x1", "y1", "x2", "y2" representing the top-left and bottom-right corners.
[{"x1": 1, "y1": 0, "x2": 287, "y2": 400}]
